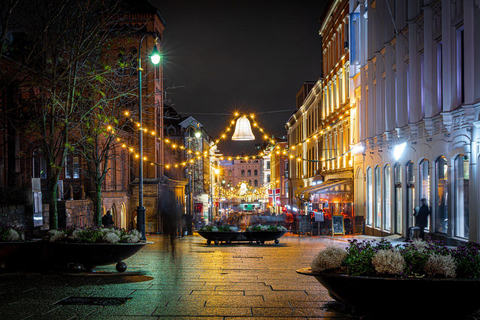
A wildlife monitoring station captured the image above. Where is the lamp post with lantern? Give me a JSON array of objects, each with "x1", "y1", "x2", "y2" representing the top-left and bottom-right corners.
[{"x1": 136, "y1": 33, "x2": 161, "y2": 241}]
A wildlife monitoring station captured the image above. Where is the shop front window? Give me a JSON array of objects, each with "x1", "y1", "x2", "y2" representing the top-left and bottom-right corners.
[
  {"x1": 455, "y1": 155, "x2": 469, "y2": 239},
  {"x1": 435, "y1": 156, "x2": 448, "y2": 234},
  {"x1": 384, "y1": 164, "x2": 391, "y2": 231},
  {"x1": 419, "y1": 159, "x2": 430, "y2": 205},
  {"x1": 419, "y1": 159, "x2": 430, "y2": 229},
  {"x1": 375, "y1": 166, "x2": 381, "y2": 229},
  {"x1": 406, "y1": 161, "x2": 415, "y2": 229},
  {"x1": 394, "y1": 163, "x2": 403, "y2": 234},
  {"x1": 366, "y1": 167, "x2": 373, "y2": 226}
]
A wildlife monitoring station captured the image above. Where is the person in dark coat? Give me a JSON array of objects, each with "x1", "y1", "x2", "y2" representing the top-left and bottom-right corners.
[
  {"x1": 102, "y1": 210, "x2": 114, "y2": 228},
  {"x1": 415, "y1": 198, "x2": 431, "y2": 240},
  {"x1": 405, "y1": 198, "x2": 430, "y2": 241}
]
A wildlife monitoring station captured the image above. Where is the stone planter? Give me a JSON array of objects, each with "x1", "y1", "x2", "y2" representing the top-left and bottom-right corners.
[
  {"x1": 44, "y1": 242, "x2": 147, "y2": 272},
  {"x1": 197, "y1": 231, "x2": 240, "y2": 245},
  {"x1": 0, "y1": 241, "x2": 40, "y2": 271},
  {"x1": 297, "y1": 267, "x2": 480, "y2": 318},
  {"x1": 244, "y1": 230, "x2": 286, "y2": 244}
]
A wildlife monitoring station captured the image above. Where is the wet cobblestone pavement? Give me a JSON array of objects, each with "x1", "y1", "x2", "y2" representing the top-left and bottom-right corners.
[{"x1": 0, "y1": 233, "x2": 477, "y2": 319}]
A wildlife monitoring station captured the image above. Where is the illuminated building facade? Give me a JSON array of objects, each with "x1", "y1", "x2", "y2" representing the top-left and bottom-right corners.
[{"x1": 350, "y1": 0, "x2": 480, "y2": 243}]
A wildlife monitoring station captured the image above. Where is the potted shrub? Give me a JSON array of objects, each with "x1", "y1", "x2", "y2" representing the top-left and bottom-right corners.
[
  {"x1": 245, "y1": 224, "x2": 287, "y2": 244},
  {"x1": 197, "y1": 225, "x2": 239, "y2": 245},
  {"x1": 297, "y1": 239, "x2": 480, "y2": 318},
  {"x1": 43, "y1": 227, "x2": 146, "y2": 272}
]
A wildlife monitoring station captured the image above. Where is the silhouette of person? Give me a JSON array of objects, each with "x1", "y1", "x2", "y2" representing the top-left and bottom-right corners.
[
  {"x1": 160, "y1": 185, "x2": 179, "y2": 253},
  {"x1": 102, "y1": 210, "x2": 114, "y2": 228}
]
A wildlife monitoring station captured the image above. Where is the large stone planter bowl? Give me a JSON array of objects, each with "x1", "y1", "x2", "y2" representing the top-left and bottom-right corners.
[
  {"x1": 245, "y1": 230, "x2": 286, "y2": 244},
  {"x1": 297, "y1": 267, "x2": 480, "y2": 318},
  {"x1": 0, "y1": 241, "x2": 40, "y2": 271},
  {"x1": 197, "y1": 231, "x2": 239, "y2": 245},
  {"x1": 45, "y1": 242, "x2": 147, "y2": 272}
]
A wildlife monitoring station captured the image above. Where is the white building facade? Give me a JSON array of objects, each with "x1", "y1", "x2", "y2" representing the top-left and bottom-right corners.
[{"x1": 350, "y1": 0, "x2": 480, "y2": 243}]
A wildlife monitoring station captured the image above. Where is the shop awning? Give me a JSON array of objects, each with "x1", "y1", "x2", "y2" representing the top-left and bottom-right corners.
[{"x1": 295, "y1": 179, "x2": 353, "y2": 199}]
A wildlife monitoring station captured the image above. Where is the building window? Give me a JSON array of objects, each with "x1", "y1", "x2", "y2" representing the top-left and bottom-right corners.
[
  {"x1": 254, "y1": 180, "x2": 258, "y2": 187},
  {"x1": 454, "y1": 155, "x2": 469, "y2": 239},
  {"x1": 384, "y1": 164, "x2": 391, "y2": 231},
  {"x1": 435, "y1": 156, "x2": 448, "y2": 234},
  {"x1": 247, "y1": 169, "x2": 251, "y2": 176},
  {"x1": 367, "y1": 167, "x2": 373, "y2": 226},
  {"x1": 33, "y1": 149, "x2": 47, "y2": 179},
  {"x1": 65, "y1": 155, "x2": 80, "y2": 179},
  {"x1": 374, "y1": 166, "x2": 381, "y2": 229},
  {"x1": 241, "y1": 170, "x2": 245, "y2": 176},
  {"x1": 254, "y1": 169, "x2": 258, "y2": 176}
]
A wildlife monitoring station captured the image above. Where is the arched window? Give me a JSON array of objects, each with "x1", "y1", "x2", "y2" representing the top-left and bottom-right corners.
[
  {"x1": 65, "y1": 154, "x2": 80, "y2": 179},
  {"x1": 455, "y1": 155, "x2": 469, "y2": 238},
  {"x1": 394, "y1": 163, "x2": 403, "y2": 234},
  {"x1": 383, "y1": 164, "x2": 391, "y2": 231},
  {"x1": 241, "y1": 170, "x2": 245, "y2": 176},
  {"x1": 254, "y1": 169, "x2": 258, "y2": 176},
  {"x1": 374, "y1": 166, "x2": 381, "y2": 228},
  {"x1": 247, "y1": 170, "x2": 251, "y2": 176},
  {"x1": 406, "y1": 161, "x2": 415, "y2": 228},
  {"x1": 254, "y1": 180, "x2": 258, "y2": 187},
  {"x1": 419, "y1": 159, "x2": 430, "y2": 205},
  {"x1": 366, "y1": 167, "x2": 373, "y2": 226},
  {"x1": 435, "y1": 157, "x2": 448, "y2": 234}
]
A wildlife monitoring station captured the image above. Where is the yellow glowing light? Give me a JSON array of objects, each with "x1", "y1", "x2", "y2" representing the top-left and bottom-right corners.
[{"x1": 124, "y1": 111, "x2": 130, "y2": 117}]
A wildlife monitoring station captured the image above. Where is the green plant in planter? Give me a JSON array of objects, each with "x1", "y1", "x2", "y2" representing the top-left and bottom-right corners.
[
  {"x1": 199, "y1": 225, "x2": 237, "y2": 232},
  {"x1": 45, "y1": 227, "x2": 142, "y2": 244},
  {"x1": 247, "y1": 224, "x2": 287, "y2": 232},
  {"x1": 452, "y1": 242, "x2": 480, "y2": 279}
]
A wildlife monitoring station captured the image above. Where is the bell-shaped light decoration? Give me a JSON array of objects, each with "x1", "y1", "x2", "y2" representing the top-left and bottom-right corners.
[{"x1": 232, "y1": 116, "x2": 255, "y2": 141}]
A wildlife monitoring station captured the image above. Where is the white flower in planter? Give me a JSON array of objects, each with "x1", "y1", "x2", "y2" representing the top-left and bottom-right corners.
[
  {"x1": 311, "y1": 246, "x2": 347, "y2": 272},
  {"x1": 103, "y1": 231, "x2": 120, "y2": 244},
  {"x1": 424, "y1": 254, "x2": 457, "y2": 278},
  {"x1": 372, "y1": 249, "x2": 406, "y2": 276},
  {"x1": 48, "y1": 230, "x2": 66, "y2": 242},
  {"x1": 6, "y1": 229, "x2": 20, "y2": 241},
  {"x1": 412, "y1": 239, "x2": 428, "y2": 252}
]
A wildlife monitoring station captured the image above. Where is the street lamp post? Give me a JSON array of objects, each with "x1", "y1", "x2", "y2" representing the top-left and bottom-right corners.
[{"x1": 137, "y1": 33, "x2": 161, "y2": 241}]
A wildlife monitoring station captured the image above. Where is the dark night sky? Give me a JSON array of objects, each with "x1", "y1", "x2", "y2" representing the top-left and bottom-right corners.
[{"x1": 150, "y1": 0, "x2": 328, "y2": 155}]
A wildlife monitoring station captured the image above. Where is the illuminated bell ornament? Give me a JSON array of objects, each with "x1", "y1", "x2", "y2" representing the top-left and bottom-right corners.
[{"x1": 232, "y1": 116, "x2": 255, "y2": 141}]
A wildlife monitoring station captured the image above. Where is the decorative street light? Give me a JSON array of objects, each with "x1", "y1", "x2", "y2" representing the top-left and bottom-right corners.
[{"x1": 137, "y1": 33, "x2": 161, "y2": 241}]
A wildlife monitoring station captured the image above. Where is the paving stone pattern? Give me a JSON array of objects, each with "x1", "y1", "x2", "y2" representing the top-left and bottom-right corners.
[{"x1": 0, "y1": 234, "x2": 474, "y2": 319}]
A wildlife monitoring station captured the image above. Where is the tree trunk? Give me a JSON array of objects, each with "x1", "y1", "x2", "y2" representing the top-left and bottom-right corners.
[
  {"x1": 49, "y1": 181, "x2": 58, "y2": 229},
  {"x1": 94, "y1": 181, "x2": 102, "y2": 227}
]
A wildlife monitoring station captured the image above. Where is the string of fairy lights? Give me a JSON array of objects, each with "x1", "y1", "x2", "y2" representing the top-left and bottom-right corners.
[{"x1": 104, "y1": 109, "x2": 352, "y2": 172}]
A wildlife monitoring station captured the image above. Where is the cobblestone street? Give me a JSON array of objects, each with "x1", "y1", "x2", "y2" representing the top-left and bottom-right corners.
[
  {"x1": 2, "y1": 233, "x2": 477, "y2": 320},
  {"x1": 0, "y1": 234, "x2": 361, "y2": 319}
]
